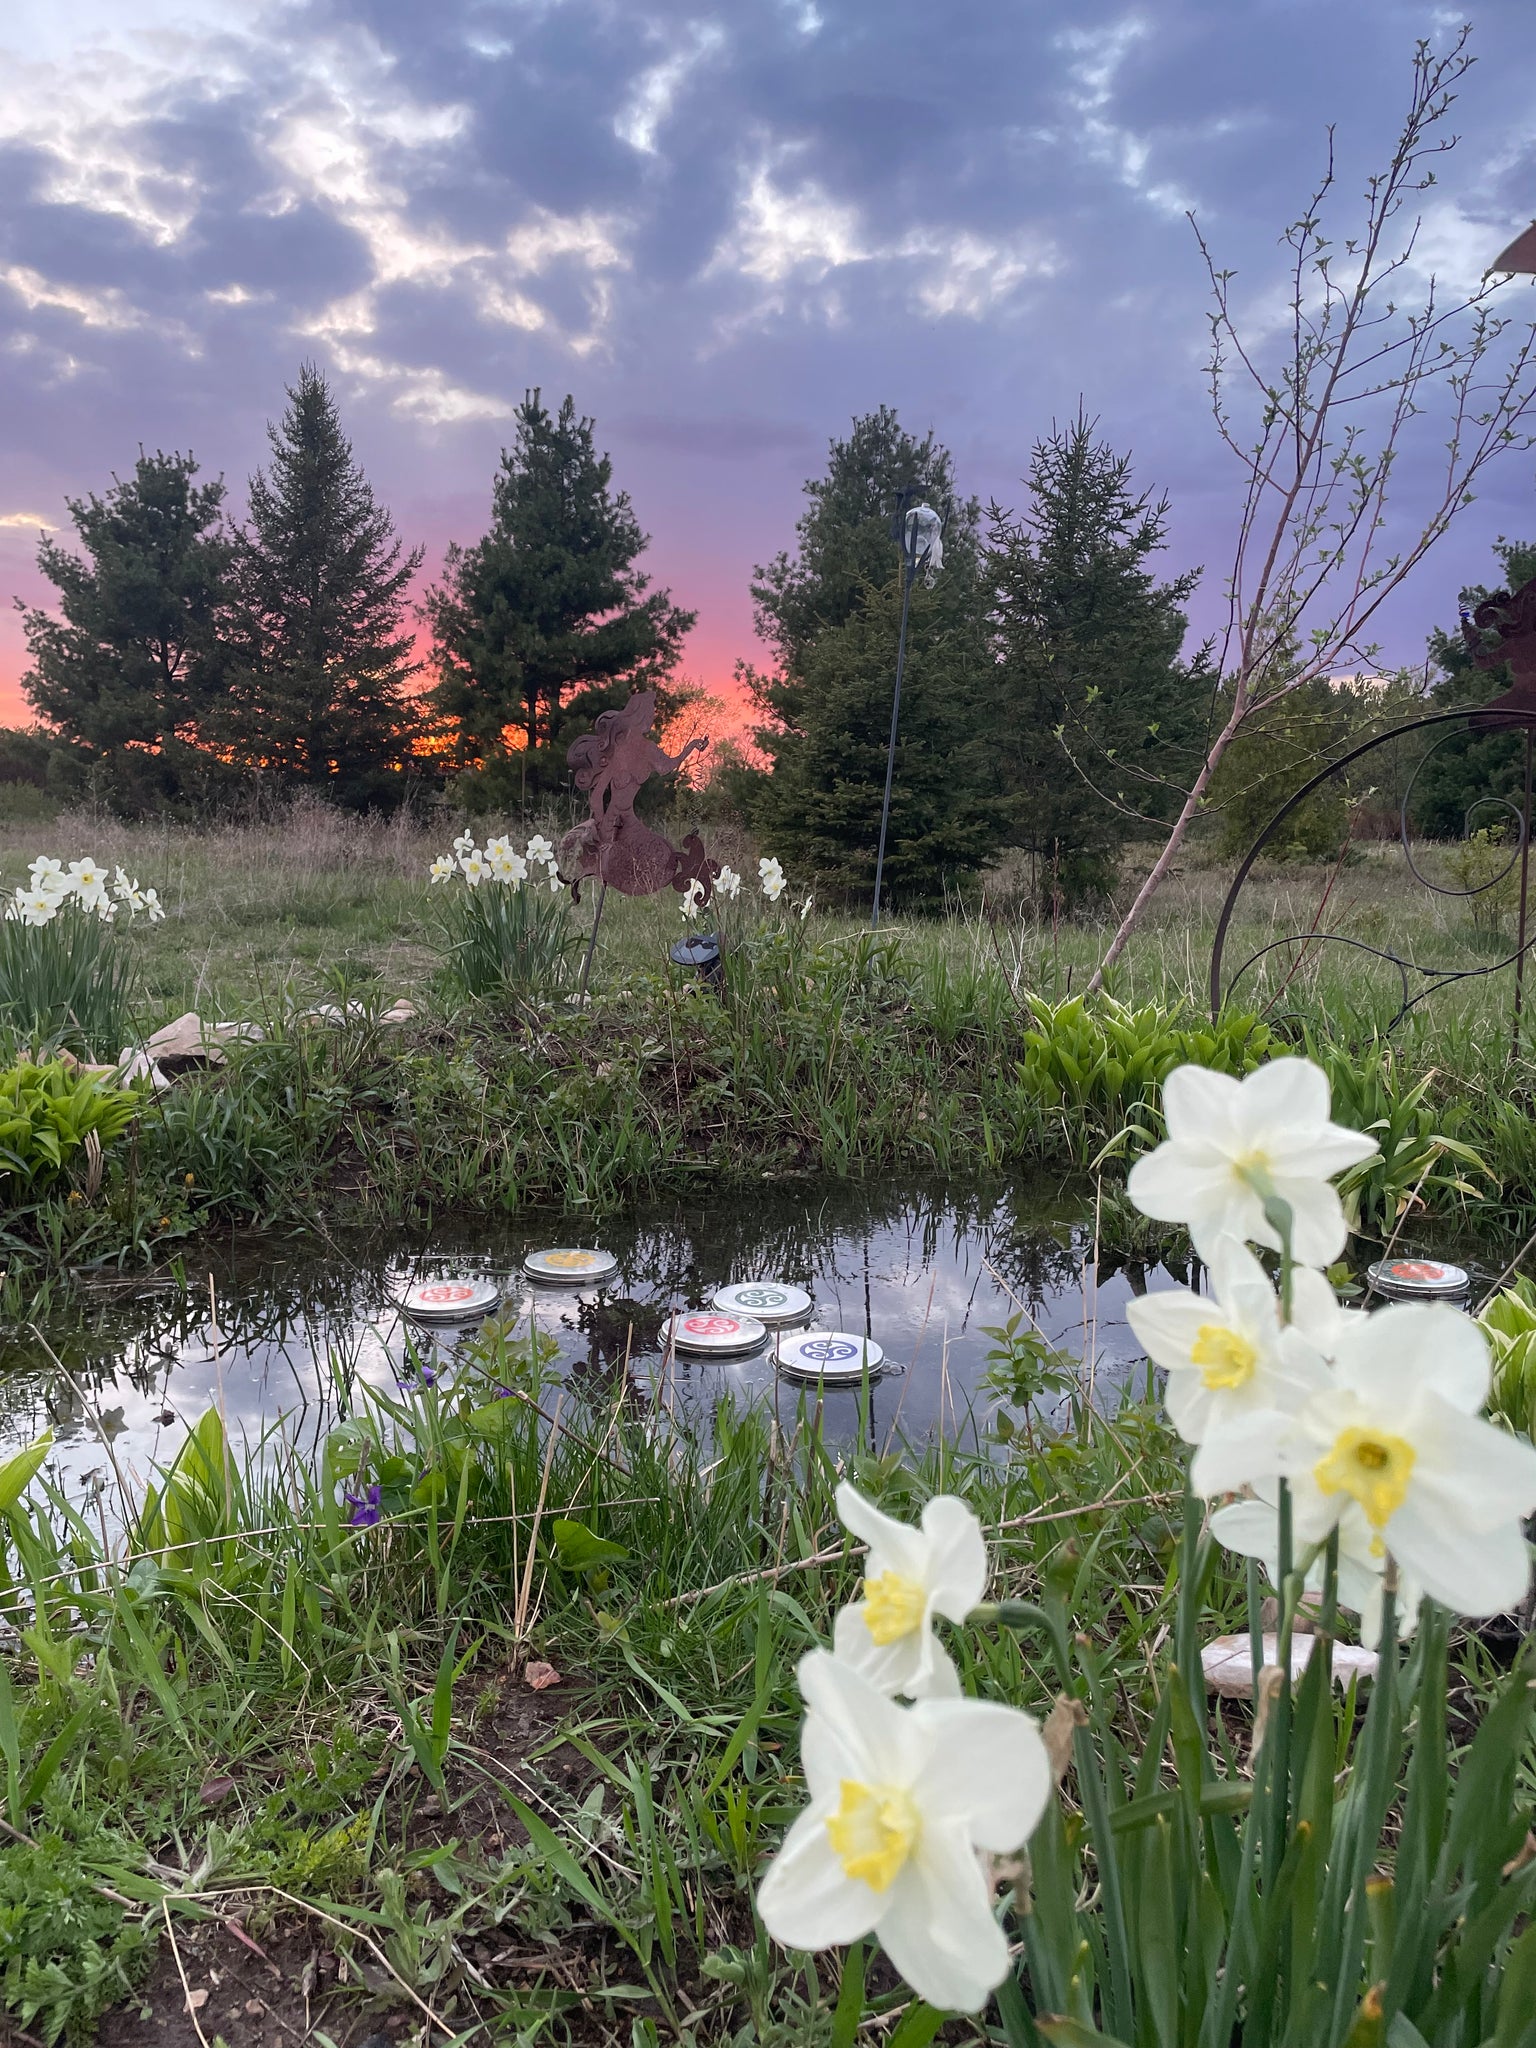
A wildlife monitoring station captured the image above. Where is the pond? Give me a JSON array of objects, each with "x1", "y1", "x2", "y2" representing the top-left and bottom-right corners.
[{"x1": 2, "y1": 1179, "x2": 1501, "y2": 1518}]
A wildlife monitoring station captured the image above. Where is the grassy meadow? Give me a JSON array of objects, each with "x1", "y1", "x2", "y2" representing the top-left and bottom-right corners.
[{"x1": 3, "y1": 794, "x2": 1536, "y2": 2045}]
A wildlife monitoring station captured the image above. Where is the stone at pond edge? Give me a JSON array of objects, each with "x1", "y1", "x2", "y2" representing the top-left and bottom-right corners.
[{"x1": 1201, "y1": 1633, "x2": 1378, "y2": 1696}]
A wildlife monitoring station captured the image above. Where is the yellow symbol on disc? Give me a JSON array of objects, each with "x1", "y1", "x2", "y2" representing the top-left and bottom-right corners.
[{"x1": 544, "y1": 1250, "x2": 598, "y2": 1269}]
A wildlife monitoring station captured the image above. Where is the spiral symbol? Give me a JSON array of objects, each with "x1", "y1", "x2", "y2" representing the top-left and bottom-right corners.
[
  {"x1": 731, "y1": 1288, "x2": 787, "y2": 1309},
  {"x1": 798, "y1": 1337, "x2": 858, "y2": 1364}
]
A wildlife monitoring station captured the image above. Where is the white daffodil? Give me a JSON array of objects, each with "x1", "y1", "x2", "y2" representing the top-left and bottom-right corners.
[
  {"x1": 13, "y1": 886, "x2": 58, "y2": 927},
  {"x1": 28, "y1": 856, "x2": 67, "y2": 896},
  {"x1": 485, "y1": 835, "x2": 511, "y2": 859},
  {"x1": 547, "y1": 867, "x2": 563, "y2": 894},
  {"x1": 1210, "y1": 1480, "x2": 1421, "y2": 1649},
  {"x1": 1273, "y1": 1301, "x2": 1536, "y2": 1619},
  {"x1": 715, "y1": 865, "x2": 742, "y2": 899},
  {"x1": 452, "y1": 830, "x2": 475, "y2": 854},
  {"x1": 830, "y1": 1482, "x2": 987, "y2": 1699},
  {"x1": 429, "y1": 855, "x2": 456, "y2": 884},
  {"x1": 799, "y1": 896, "x2": 814, "y2": 921},
  {"x1": 1126, "y1": 1059, "x2": 1377, "y2": 1267},
  {"x1": 96, "y1": 896, "x2": 117, "y2": 923},
  {"x1": 1125, "y1": 1236, "x2": 1329, "y2": 1493},
  {"x1": 681, "y1": 878, "x2": 704, "y2": 920},
  {"x1": 756, "y1": 1650, "x2": 1051, "y2": 2014},
  {"x1": 460, "y1": 851, "x2": 490, "y2": 887},
  {"x1": 490, "y1": 849, "x2": 528, "y2": 886},
  {"x1": 112, "y1": 865, "x2": 133, "y2": 901},
  {"x1": 67, "y1": 858, "x2": 110, "y2": 912},
  {"x1": 526, "y1": 834, "x2": 555, "y2": 867},
  {"x1": 142, "y1": 889, "x2": 165, "y2": 924},
  {"x1": 760, "y1": 856, "x2": 786, "y2": 904}
]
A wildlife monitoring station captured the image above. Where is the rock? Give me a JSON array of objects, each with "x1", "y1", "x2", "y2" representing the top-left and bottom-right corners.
[{"x1": 1201, "y1": 1632, "x2": 1378, "y2": 1697}]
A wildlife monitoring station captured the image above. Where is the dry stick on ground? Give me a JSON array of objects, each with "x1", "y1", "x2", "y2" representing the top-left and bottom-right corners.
[
  {"x1": 160, "y1": 1901, "x2": 214, "y2": 2048},
  {"x1": 1089, "y1": 29, "x2": 1536, "y2": 994}
]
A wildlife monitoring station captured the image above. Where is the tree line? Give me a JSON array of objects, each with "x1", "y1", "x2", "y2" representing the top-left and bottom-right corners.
[{"x1": 10, "y1": 365, "x2": 1524, "y2": 911}]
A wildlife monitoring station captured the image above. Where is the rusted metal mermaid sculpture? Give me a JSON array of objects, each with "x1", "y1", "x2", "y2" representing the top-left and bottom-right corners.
[{"x1": 558, "y1": 690, "x2": 720, "y2": 905}]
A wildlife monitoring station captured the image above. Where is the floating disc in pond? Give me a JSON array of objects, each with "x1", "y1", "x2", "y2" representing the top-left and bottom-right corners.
[
  {"x1": 775, "y1": 1331, "x2": 883, "y2": 1382},
  {"x1": 667, "y1": 1310, "x2": 768, "y2": 1357},
  {"x1": 712, "y1": 1281, "x2": 813, "y2": 1326},
  {"x1": 524, "y1": 1247, "x2": 619, "y2": 1286},
  {"x1": 1365, "y1": 1256, "x2": 1469, "y2": 1302},
  {"x1": 400, "y1": 1276, "x2": 502, "y2": 1325}
]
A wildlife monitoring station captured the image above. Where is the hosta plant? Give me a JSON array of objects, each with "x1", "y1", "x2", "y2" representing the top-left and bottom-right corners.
[{"x1": 0, "y1": 1060, "x2": 141, "y2": 1191}]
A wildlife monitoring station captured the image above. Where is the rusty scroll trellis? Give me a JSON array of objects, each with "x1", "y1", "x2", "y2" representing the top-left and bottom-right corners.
[{"x1": 1208, "y1": 705, "x2": 1536, "y2": 1046}]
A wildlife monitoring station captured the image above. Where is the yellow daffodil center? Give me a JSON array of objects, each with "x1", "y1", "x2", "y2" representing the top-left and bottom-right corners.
[
  {"x1": 1190, "y1": 1323, "x2": 1259, "y2": 1391},
  {"x1": 861, "y1": 1570, "x2": 927, "y2": 1644},
  {"x1": 1314, "y1": 1427, "x2": 1416, "y2": 1530},
  {"x1": 825, "y1": 1779, "x2": 920, "y2": 1891}
]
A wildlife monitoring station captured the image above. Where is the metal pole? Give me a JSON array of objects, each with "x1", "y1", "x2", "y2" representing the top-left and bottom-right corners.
[
  {"x1": 577, "y1": 879, "x2": 608, "y2": 1004},
  {"x1": 871, "y1": 558, "x2": 916, "y2": 929},
  {"x1": 1515, "y1": 729, "x2": 1534, "y2": 1054}
]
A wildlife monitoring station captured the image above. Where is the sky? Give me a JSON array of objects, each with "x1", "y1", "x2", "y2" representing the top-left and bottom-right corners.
[{"x1": 2, "y1": 0, "x2": 1536, "y2": 734}]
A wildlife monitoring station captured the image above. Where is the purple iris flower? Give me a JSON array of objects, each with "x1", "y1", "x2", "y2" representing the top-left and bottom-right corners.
[
  {"x1": 345, "y1": 1485, "x2": 382, "y2": 1528},
  {"x1": 493, "y1": 1384, "x2": 516, "y2": 1400},
  {"x1": 396, "y1": 1360, "x2": 437, "y2": 1388}
]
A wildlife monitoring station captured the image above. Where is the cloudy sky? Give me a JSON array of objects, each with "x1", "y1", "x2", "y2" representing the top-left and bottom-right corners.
[{"x1": 2, "y1": 0, "x2": 1535, "y2": 728}]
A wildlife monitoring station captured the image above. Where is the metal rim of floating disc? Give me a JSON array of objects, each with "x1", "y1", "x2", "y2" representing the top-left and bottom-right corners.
[
  {"x1": 524, "y1": 1247, "x2": 620, "y2": 1285},
  {"x1": 711, "y1": 1281, "x2": 814, "y2": 1326},
  {"x1": 667, "y1": 1310, "x2": 769, "y2": 1357},
  {"x1": 399, "y1": 1275, "x2": 503, "y2": 1324},
  {"x1": 775, "y1": 1331, "x2": 884, "y2": 1382},
  {"x1": 1365, "y1": 1256, "x2": 1470, "y2": 1301}
]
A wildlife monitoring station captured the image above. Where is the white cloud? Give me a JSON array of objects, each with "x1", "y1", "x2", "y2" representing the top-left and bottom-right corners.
[
  {"x1": 615, "y1": 22, "x2": 725, "y2": 155},
  {"x1": 1054, "y1": 17, "x2": 1192, "y2": 221},
  {"x1": 706, "y1": 147, "x2": 1055, "y2": 330},
  {"x1": 318, "y1": 339, "x2": 515, "y2": 426},
  {"x1": 0, "y1": 265, "x2": 143, "y2": 330},
  {"x1": 0, "y1": 510, "x2": 57, "y2": 530}
]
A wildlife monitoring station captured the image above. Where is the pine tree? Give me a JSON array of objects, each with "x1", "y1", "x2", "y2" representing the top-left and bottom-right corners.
[
  {"x1": 20, "y1": 450, "x2": 230, "y2": 759},
  {"x1": 987, "y1": 416, "x2": 1208, "y2": 909},
  {"x1": 423, "y1": 392, "x2": 694, "y2": 802},
  {"x1": 743, "y1": 408, "x2": 1006, "y2": 899},
  {"x1": 221, "y1": 366, "x2": 423, "y2": 806}
]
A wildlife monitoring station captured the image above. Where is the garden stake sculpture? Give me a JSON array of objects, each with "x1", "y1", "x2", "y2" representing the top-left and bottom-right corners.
[
  {"x1": 871, "y1": 495, "x2": 948, "y2": 929},
  {"x1": 1210, "y1": 564, "x2": 1536, "y2": 1055},
  {"x1": 557, "y1": 690, "x2": 721, "y2": 1000}
]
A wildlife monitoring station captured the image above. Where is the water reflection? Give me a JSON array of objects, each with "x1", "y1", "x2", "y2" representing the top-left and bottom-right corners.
[{"x1": 1, "y1": 1178, "x2": 1189, "y2": 1515}]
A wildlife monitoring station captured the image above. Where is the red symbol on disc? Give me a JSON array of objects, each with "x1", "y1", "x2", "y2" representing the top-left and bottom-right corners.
[
  {"x1": 416, "y1": 1282, "x2": 476, "y2": 1304},
  {"x1": 1388, "y1": 1261, "x2": 1447, "y2": 1281},
  {"x1": 682, "y1": 1314, "x2": 741, "y2": 1336}
]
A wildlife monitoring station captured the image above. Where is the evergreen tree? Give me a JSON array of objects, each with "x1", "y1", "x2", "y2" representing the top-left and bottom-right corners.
[
  {"x1": 423, "y1": 392, "x2": 694, "y2": 802},
  {"x1": 987, "y1": 415, "x2": 1207, "y2": 909},
  {"x1": 221, "y1": 366, "x2": 422, "y2": 806},
  {"x1": 744, "y1": 408, "x2": 1006, "y2": 899},
  {"x1": 20, "y1": 450, "x2": 230, "y2": 758},
  {"x1": 1410, "y1": 537, "x2": 1536, "y2": 839}
]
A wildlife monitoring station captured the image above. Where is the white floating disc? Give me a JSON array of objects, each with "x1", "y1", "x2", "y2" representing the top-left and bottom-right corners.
[
  {"x1": 712, "y1": 1281, "x2": 814, "y2": 1326},
  {"x1": 1365, "y1": 1256, "x2": 1469, "y2": 1301},
  {"x1": 400, "y1": 1276, "x2": 503, "y2": 1324},
  {"x1": 775, "y1": 1331, "x2": 883, "y2": 1382},
  {"x1": 524, "y1": 1247, "x2": 619, "y2": 1285},
  {"x1": 667, "y1": 1310, "x2": 768, "y2": 1357}
]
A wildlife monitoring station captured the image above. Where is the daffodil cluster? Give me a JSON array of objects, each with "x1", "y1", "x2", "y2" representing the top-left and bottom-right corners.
[
  {"x1": 756, "y1": 1481, "x2": 1052, "y2": 2013},
  {"x1": 429, "y1": 832, "x2": 563, "y2": 894},
  {"x1": 1125, "y1": 1057, "x2": 1536, "y2": 1637},
  {"x1": 8, "y1": 856, "x2": 164, "y2": 928}
]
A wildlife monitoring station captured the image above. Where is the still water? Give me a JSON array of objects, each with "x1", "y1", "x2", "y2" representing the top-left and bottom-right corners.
[{"x1": 1, "y1": 1179, "x2": 1201, "y2": 1514}]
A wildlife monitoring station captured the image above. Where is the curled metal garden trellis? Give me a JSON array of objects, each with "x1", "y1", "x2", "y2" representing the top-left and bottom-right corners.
[{"x1": 1209, "y1": 704, "x2": 1536, "y2": 1046}]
